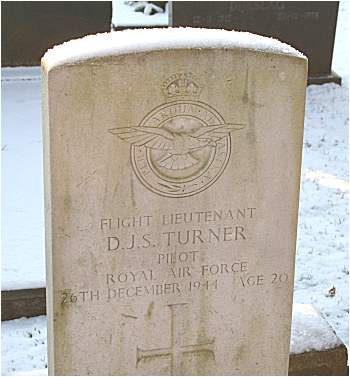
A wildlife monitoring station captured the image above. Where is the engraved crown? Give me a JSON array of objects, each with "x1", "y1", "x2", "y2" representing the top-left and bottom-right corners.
[{"x1": 162, "y1": 72, "x2": 202, "y2": 102}]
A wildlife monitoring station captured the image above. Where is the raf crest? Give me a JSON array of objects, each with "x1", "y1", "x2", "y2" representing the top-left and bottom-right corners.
[{"x1": 109, "y1": 72, "x2": 245, "y2": 198}]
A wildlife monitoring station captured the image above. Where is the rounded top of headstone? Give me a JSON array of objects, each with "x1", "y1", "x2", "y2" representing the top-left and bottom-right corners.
[{"x1": 42, "y1": 27, "x2": 306, "y2": 70}]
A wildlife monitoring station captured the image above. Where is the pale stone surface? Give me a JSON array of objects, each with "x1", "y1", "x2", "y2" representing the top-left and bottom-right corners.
[{"x1": 42, "y1": 29, "x2": 307, "y2": 375}]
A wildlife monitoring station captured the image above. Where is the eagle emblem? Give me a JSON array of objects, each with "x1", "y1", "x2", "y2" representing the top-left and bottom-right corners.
[
  {"x1": 109, "y1": 123, "x2": 244, "y2": 171},
  {"x1": 109, "y1": 72, "x2": 245, "y2": 198}
]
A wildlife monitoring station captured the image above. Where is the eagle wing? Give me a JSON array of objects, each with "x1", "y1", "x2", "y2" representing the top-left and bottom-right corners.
[
  {"x1": 191, "y1": 123, "x2": 245, "y2": 141},
  {"x1": 109, "y1": 126, "x2": 175, "y2": 151}
]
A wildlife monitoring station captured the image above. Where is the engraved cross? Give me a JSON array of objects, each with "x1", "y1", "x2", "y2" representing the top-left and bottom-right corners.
[{"x1": 136, "y1": 303, "x2": 215, "y2": 374}]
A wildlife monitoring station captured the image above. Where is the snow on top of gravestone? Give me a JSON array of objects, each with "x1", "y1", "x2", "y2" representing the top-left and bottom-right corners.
[{"x1": 42, "y1": 27, "x2": 305, "y2": 69}]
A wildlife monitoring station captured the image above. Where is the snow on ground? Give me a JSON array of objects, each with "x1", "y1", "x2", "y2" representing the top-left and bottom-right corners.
[
  {"x1": 1, "y1": 68, "x2": 45, "y2": 290},
  {"x1": 0, "y1": 304, "x2": 344, "y2": 375},
  {"x1": 1, "y1": 316, "x2": 47, "y2": 376},
  {"x1": 294, "y1": 78, "x2": 349, "y2": 346},
  {"x1": 293, "y1": 0, "x2": 349, "y2": 347}
]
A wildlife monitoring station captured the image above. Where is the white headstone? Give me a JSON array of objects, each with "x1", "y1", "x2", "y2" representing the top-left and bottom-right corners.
[{"x1": 42, "y1": 28, "x2": 307, "y2": 375}]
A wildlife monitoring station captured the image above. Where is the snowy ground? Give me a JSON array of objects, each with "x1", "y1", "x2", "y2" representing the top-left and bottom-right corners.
[
  {"x1": 1, "y1": 316, "x2": 47, "y2": 376},
  {"x1": 294, "y1": 80, "x2": 349, "y2": 346},
  {"x1": 293, "y1": 0, "x2": 349, "y2": 347},
  {"x1": 1, "y1": 304, "x2": 344, "y2": 376},
  {"x1": 1, "y1": 68, "x2": 44, "y2": 291},
  {"x1": 1, "y1": 1, "x2": 349, "y2": 375}
]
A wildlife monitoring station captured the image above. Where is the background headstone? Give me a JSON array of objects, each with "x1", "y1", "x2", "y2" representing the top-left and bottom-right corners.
[
  {"x1": 42, "y1": 28, "x2": 307, "y2": 375},
  {"x1": 1, "y1": 1, "x2": 112, "y2": 66},
  {"x1": 170, "y1": 1, "x2": 340, "y2": 85}
]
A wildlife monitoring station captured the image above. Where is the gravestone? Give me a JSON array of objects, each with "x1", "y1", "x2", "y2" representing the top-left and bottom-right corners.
[
  {"x1": 1, "y1": 1, "x2": 112, "y2": 66},
  {"x1": 170, "y1": 1, "x2": 340, "y2": 85},
  {"x1": 42, "y1": 28, "x2": 307, "y2": 375}
]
